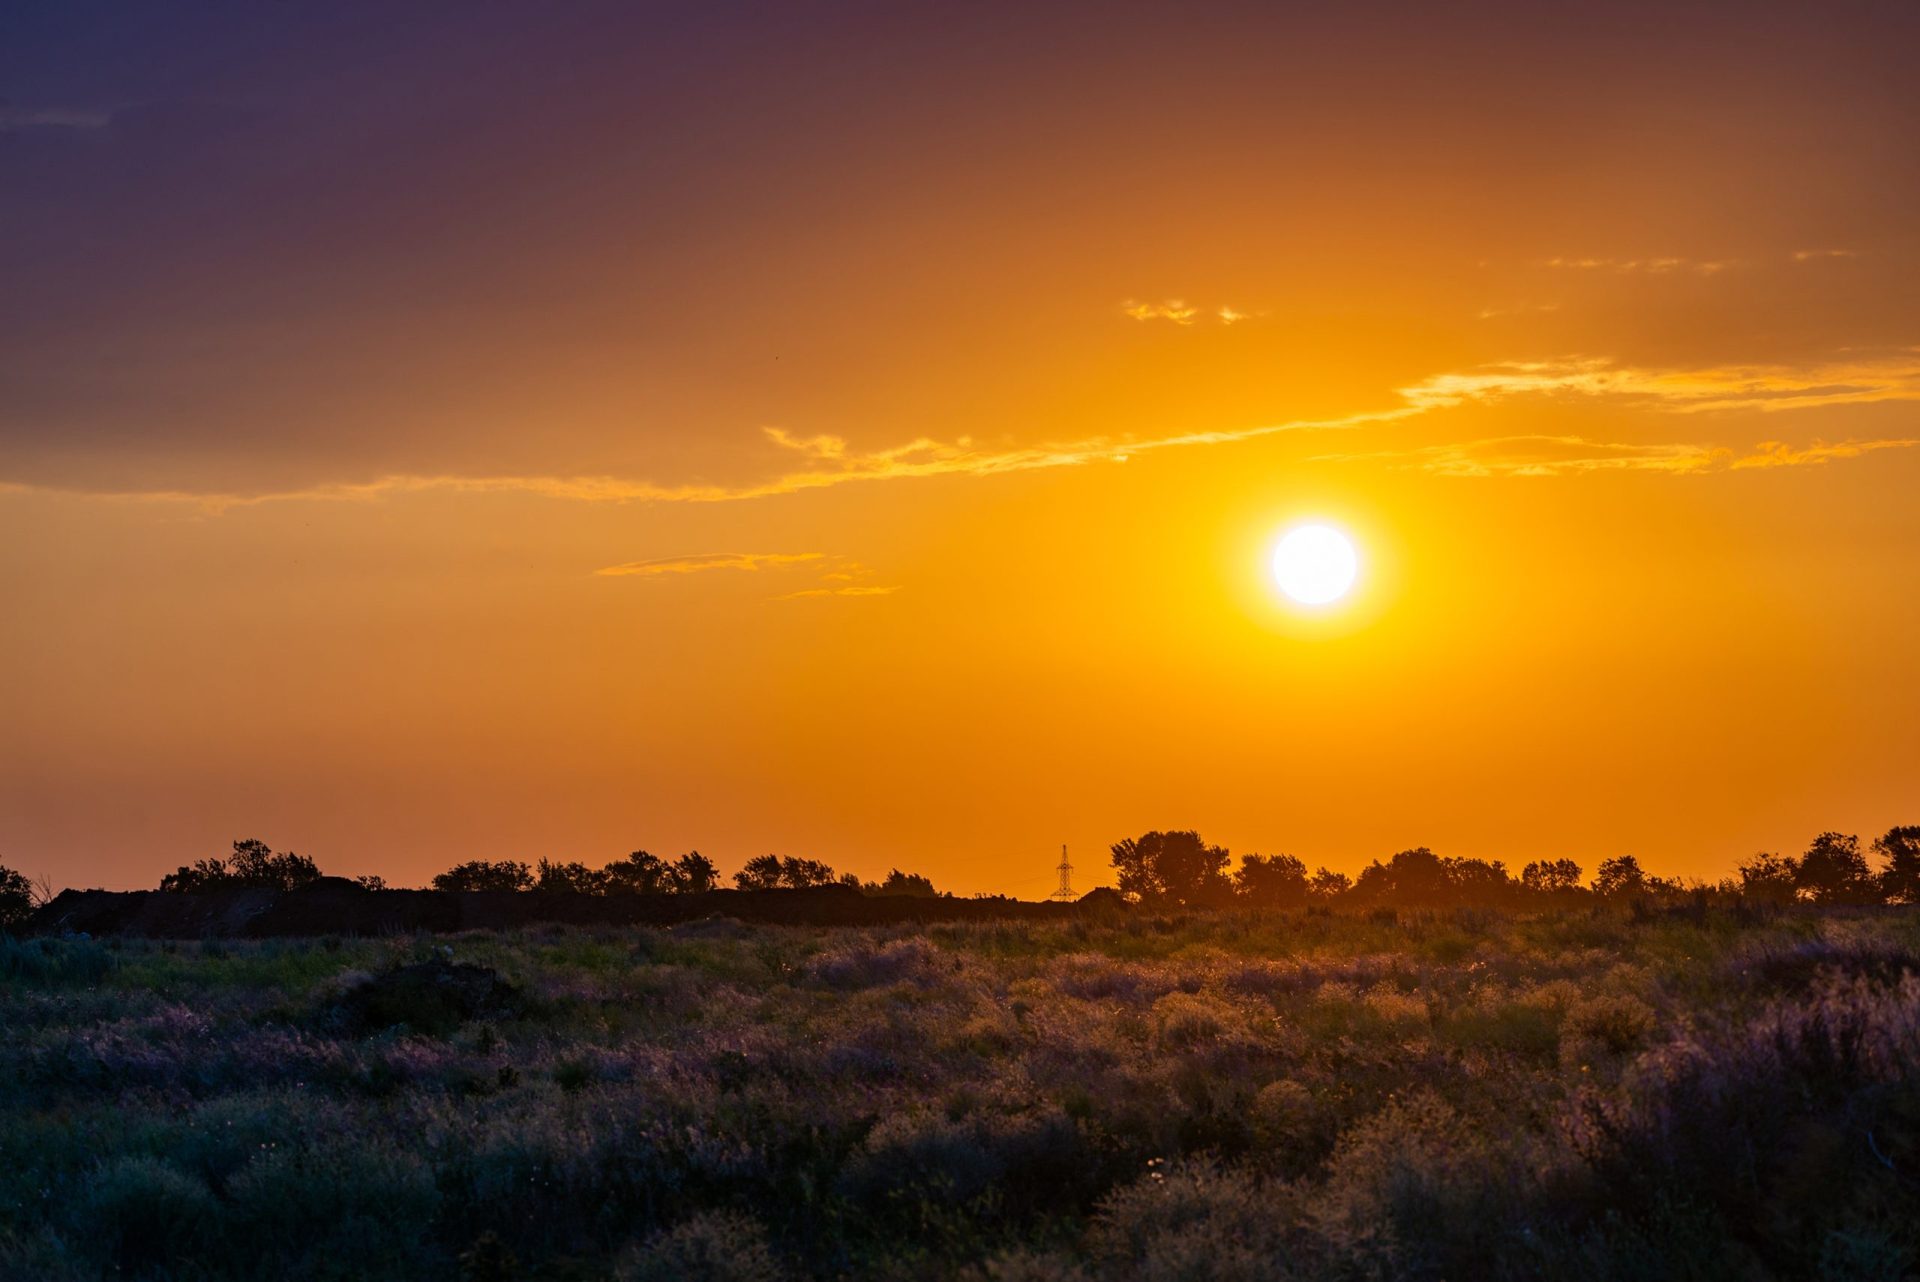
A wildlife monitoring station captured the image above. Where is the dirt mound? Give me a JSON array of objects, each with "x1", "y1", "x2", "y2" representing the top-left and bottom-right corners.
[{"x1": 333, "y1": 960, "x2": 519, "y2": 1036}]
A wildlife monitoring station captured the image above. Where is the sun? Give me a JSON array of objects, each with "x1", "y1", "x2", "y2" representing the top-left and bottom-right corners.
[{"x1": 1271, "y1": 523, "x2": 1359, "y2": 605}]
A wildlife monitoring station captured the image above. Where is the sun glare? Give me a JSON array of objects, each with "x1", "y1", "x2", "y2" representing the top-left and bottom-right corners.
[{"x1": 1271, "y1": 523, "x2": 1359, "y2": 606}]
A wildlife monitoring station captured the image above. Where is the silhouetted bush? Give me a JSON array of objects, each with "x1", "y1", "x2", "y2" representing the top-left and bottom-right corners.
[
  {"x1": 1521, "y1": 858, "x2": 1584, "y2": 894},
  {"x1": 0, "y1": 865, "x2": 35, "y2": 931},
  {"x1": 1876, "y1": 826, "x2": 1920, "y2": 903},
  {"x1": 1736, "y1": 850, "x2": 1800, "y2": 904},
  {"x1": 332, "y1": 960, "x2": 519, "y2": 1036},
  {"x1": 1795, "y1": 831, "x2": 1880, "y2": 904},
  {"x1": 862, "y1": 868, "x2": 941, "y2": 897},
  {"x1": 733, "y1": 854, "x2": 841, "y2": 889},
  {"x1": 432, "y1": 859, "x2": 536, "y2": 892},
  {"x1": 160, "y1": 838, "x2": 321, "y2": 892}
]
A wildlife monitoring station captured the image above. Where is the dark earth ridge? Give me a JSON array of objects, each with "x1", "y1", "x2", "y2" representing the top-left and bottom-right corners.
[{"x1": 28, "y1": 878, "x2": 1125, "y2": 938}]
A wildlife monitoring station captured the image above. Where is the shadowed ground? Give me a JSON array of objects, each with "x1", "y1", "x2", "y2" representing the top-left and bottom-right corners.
[{"x1": 2, "y1": 904, "x2": 1916, "y2": 1279}]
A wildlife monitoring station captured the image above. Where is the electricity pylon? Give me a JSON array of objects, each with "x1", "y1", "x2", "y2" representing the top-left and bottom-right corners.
[{"x1": 1049, "y1": 844, "x2": 1076, "y2": 901}]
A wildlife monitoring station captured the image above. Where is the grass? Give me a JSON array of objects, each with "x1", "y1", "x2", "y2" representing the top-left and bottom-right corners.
[{"x1": 2, "y1": 905, "x2": 1917, "y2": 1279}]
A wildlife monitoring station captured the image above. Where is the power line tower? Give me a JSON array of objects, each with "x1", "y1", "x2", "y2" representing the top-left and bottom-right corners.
[{"x1": 1049, "y1": 844, "x2": 1076, "y2": 901}]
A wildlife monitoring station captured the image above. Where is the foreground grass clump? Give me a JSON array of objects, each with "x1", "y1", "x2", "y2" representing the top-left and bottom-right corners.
[{"x1": 2, "y1": 907, "x2": 1917, "y2": 1280}]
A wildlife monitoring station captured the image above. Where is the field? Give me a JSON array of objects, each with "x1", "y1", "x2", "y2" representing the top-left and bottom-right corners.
[{"x1": 4, "y1": 905, "x2": 1918, "y2": 1281}]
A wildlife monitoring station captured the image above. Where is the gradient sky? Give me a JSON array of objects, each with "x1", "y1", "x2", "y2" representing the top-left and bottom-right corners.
[{"x1": 5, "y1": 1, "x2": 1918, "y2": 894}]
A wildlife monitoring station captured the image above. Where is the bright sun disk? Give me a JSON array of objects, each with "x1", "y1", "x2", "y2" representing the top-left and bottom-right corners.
[{"x1": 1271, "y1": 523, "x2": 1359, "y2": 605}]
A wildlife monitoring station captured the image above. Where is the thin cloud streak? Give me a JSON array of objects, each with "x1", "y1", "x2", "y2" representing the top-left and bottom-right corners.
[
  {"x1": 774, "y1": 584, "x2": 901, "y2": 600},
  {"x1": 1540, "y1": 255, "x2": 1735, "y2": 275},
  {"x1": 593, "y1": 552, "x2": 823, "y2": 577},
  {"x1": 0, "y1": 106, "x2": 113, "y2": 131},
  {"x1": 5, "y1": 355, "x2": 1917, "y2": 512},
  {"x1": 1316, "y1": 434, "x2": 1919, "y2": 478},
  {"x1": 1398, "y1": 356, "x2": 1920, "y2": 415}
]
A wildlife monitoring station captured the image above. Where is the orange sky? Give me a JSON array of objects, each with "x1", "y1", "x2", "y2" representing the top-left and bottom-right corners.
[{"x1": 3, "y1": 2, "x2": 1917, "y2": 893}]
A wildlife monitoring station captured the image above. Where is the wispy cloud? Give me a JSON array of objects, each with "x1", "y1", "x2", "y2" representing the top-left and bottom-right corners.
[
  {"x1": 1315, "y1": 435, "x2": 1725, "y2": 477},
  {"x1": 593, "y1": 551, "x2": 822, "y2": 577},
  {"x1": 1730, "y1": 438, "x2": 1919, "y2": 470},
  {"x1": 1791, "y1": 248, "x2": 1858, "y2": 263},
  {"x1": 1121, "y1": 299, "x2": 1201, "y2": 324},
  {"x1": 1398, "y1": 355, "x2": 1920, "y2": 415},
  {"x1": 1121, "y1": 299, "x2": 1253, "y2": 326},
  {"x1": 0, "y1": 106, "x2": 112, "y2": 132},
  {"x1": 1541, "y1": 255, "x2": 1735, "y2": 275},
  {"x1": 774, "y1": 584, "x2": 900, "y2": 600},
  {"x1": 8, "y1": 353, "x2": 1916, "y2": 512},
  {"x1": 1316, "y1": 433, "x2": 1919, "y2": 478},
  {"x1": 1475, "y1": 301, "x2": 1561, "y2": 321},
  {"x1": 593, "y1": 550, "x2": 900, "y2": 600}
]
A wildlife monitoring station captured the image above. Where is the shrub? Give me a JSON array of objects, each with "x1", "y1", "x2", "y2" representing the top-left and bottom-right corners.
[
  {"x1": 1088, "y1": 1160, "x2": 1298, "y2": 1281},
  {"x1": 226, "y1": 1136, "x2": 443, "y2": 1276},
  {"x1": 842, "y1": 1107, "x2": 1084, "y2": 1215},
  {"x1": 0, "y1": 934, "x2": 115, "y2": 984},
  {"x1": 615, "y1": 1211, "x2": 785, "y2": 1282},
  {"x1": 72, "y1": 1156, "x2": 221, "y2": 1274},
  {"x1": 804, "y1": 937, "x2": 950, "y2": 990},
  {"x1": 1151, "y1": 992, "x2": 1240, "y2": 1050},
  {"x1": 1248, "y1": 1079, "x2": 1329, "y2": 1168},
  {"x1": 1560, "y1": 994, "x2": 1659, "y2": 1067},
  {"x1": 1569, "y1": 974, "x2": 1920, "y2": 1273},
  {"x1": 1310, "y1": 1090, "x2": 1511, "y2": 1278}
]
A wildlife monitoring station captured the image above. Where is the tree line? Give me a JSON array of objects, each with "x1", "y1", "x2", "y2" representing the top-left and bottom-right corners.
[
  {"x1": 1109, "y1": 826, "x2": 1920, "y2": 908},
  {"x1": 79, "y1": 842, "x2": 945, "y2": 901},
  {"x1": 4, "y1": 825, "x2": 1917, "y2": 930}
]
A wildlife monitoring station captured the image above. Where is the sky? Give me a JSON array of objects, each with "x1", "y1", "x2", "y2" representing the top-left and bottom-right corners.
[{"x1": 4, "y1": 1, "x2": 1918, "y2": 895}]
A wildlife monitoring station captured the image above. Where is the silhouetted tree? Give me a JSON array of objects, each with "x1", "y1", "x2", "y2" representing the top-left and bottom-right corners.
[
  {"x1": 1353, "y1": 848, "x2": 1459, "y2": 904},
  {"x1": 0, "y1": 864, "x2": 33, "y2": 931},
  {"x1": 733, "y1": 855, "x2": 840, "y2": 890},
  {"x1": 536, "y1": 859, "x2": 610, "y2": 895},
  {"x1": 432, "y1": 860, "x2": 535, "y2": 892},
  {"x1": 783, "y1": 858, "x2": 839, "y2": 887},
  {"x1": 1109, "y1": 830, "x2": 1232, "y2": 906},
  {"x1": 1521, "y1": 859, "x2": 1583, "y2": 894},
  {"x1": 1450, "y1": 857, "x2": 1516, "y2": 902},
  {"x1": 668, "y1": 852, "x2": 718, "y2": 894},
  {"x1": 733, "y1": 855, "x2": 783, "y2": 890},
  {"x1": 866, "y1": 868, "x2": 939, "y2": 897},
  {"x1": 602, "y1": 851, "x2": 671, "y2": 894},
  {"x1": 1593, "y1": 855, "x2": 1648, "y2": 897},
  {"x1": 353, "y1": 874, "x2": 389, "y2": 891},
  {"x1": 160, "y1": 839, "x2": 321, "y2": 892},
  {"x1": 1794, "y1": 832, "x2": 1878, "y2": 904},
  {"x1": 1233, "y1": 853, "x2": 1309, "y2": 907},
  {"x1": 1874, "y1": 826, "x2": 1920, "y2": 903},
  {"x1": 1735, "y1": 851, "x2": 1799, "y2": 905},
  {"x1": 1307, "y1": 867, "x2": 1352, "y2": 900}
]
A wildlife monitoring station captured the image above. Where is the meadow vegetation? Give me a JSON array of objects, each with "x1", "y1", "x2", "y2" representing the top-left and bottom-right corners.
[{"x1": 4, "y1": 897, "x2": 1918, "y2": 1280}]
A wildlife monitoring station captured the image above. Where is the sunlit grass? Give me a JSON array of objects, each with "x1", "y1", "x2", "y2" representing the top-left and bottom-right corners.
[{"x1": 3, "y1": 905, "x2": 1917, "y2": 1278}]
